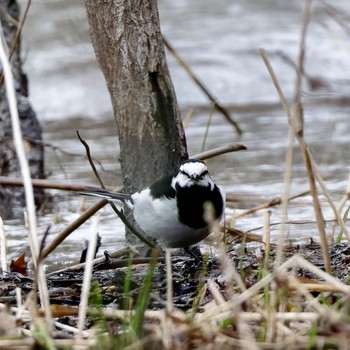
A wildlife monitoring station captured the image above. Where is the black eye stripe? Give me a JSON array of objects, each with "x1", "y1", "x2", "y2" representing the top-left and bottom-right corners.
[{"x1": 180, "y1": 169, "x2": 209, "y2": 178}]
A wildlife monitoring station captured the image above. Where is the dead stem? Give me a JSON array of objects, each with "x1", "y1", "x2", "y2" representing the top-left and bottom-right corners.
[
  {"x1": 259, "y1": 48, "x2": 296, "y2": 272},
  {"x1": 259, "y1": 1, "x2": 331, "y2": 273},
  {"x1": 0, "y1": 217, "x2": 7, "y2": 273},
  {"x1": 292, "y1": 0, "x2": 330, "y2": 273},
  {"x1": 77, "y1": 216, "x2": 100, "y2": 338},
  {"x1": 308, "y1": 152, "x2": 350, "y2": 243},
  {"x1": 333, "y1": 172, "x2": 350, "y2": 234},
  {"x1": 165, "y1": 249, "x2": 173, "y2": 312},
  {"x1": 0, "y1": 23, "x2": 52, "y2": 327}
]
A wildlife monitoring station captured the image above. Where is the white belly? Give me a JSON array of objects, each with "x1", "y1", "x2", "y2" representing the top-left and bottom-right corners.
[{"x1": 131, "y1": 189, "x2": 210, "y2": 248}]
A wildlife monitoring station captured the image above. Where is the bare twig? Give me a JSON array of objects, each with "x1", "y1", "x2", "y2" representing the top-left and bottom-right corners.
[
  {"x1": 48, "y1": 256, "x2": 165, "y2": 276},
  {"x1": 0, "y1": 176, "x2": 113, "y2": 192},
  {"x1": 276, "y1": 51, "x2": 328, "y2": 90},
  {"x1": 163, "y1": 36, "x2": 242, "y2": 135},
  {"x1": 192, "y1": 143, "x2": 247, "y2": 160},
  {"x1": 223, "y1": 226, "x2": 264, "y2": 245},
  {"x1": 77, "y1": 131, "x2": 156, "y2": 249},
  {"x1": 0, "y1": 142, "x2": 246, "y2": 191},
  {"x1": 0, "y1": 0, "x2": 32, "y2": 88},
  {"x1": 231, "y1": 190, "x2": 310, "y2": 219},
  {"x1": 320, "y1": 0, "x2": 350, "y2": 34},
  {"x1": 46, "y1": 247, "x2": 131, "y2": 276},
  {"x1": 76, "y1": 130, "x2": 105, "y2": 187},
  {"x1": 41, "y1": 199, "x2": 109, "y2": 260}
]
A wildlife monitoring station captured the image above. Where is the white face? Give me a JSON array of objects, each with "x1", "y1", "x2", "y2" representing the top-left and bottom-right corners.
[{"x1": 172, "y1": 160, "x2": 214, "y2": 189}]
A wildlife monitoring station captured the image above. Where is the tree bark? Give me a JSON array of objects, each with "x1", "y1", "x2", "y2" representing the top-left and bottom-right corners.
[
  {"x1": 0, "y1": 0, "x2": 45, "y2": 219},
  {"x1": 84, "y1": 0, "x2": 188, "y2": 196}
]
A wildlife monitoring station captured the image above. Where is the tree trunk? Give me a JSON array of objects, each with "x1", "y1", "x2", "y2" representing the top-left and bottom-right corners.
[
  {"x1": 0, "y1": 0, "x2": 45, "y2": 219},
  {"x1": 84, "y1": 0, "x2": 188, "y2": 193}
]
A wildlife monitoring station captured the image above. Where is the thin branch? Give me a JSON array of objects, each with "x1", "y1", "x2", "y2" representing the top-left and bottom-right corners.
[
  {"x1": 0, "y1": 176, "x2": 109, "y2": 192},
  {"x1": 231, "y1": 190, "x2": 310, "y2": 219},
  {"x1": 192, "y1": 143, "x2": 247, "y2": 160},
  {"x1": 0, "y1": 0, "x2": 32, "y2": 88},
  {"x1": 76, "y1": 130, "x2": 105, "y2": 187},
  {"x1": 40, "y1": 199, "x2": 109, "y2": 260},
  {"x1": 163, "y1": 36, "x2": 242, "y2": 135},
  {"x1": 77, "y1": 131, "x2": 156, "y2": 248}
]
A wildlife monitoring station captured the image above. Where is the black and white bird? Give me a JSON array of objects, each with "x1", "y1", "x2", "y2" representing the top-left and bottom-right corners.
[{"x1": 83, "y1": 159, "x2": 225, "y2": 248}]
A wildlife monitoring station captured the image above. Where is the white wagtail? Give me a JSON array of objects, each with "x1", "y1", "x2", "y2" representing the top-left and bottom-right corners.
[{"x1": 83, "y1": 159, "x2": 224, "y2": 248}]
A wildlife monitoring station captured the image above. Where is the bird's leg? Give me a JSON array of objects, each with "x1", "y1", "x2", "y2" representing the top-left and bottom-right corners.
[{"x1": 184, "y1": 246, "x2": 203, "y2": 263}]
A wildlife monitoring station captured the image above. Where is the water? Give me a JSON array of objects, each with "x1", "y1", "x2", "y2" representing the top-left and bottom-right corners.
[{"x1": 3, "y1": 0, "x2": 350, "y2": 271}]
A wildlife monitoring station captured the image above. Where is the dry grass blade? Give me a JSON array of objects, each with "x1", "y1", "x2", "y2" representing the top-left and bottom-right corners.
[
  {"x1": 283, "y1": 255, "x2": 350, "y2": 293},
  {"x1": 0, "y1": 22, "x2": 52, "y2": 325},
  {"x1": 320, "y1": 0, "x2": 350, "y2": 33},
  {"x1": 297, "y1": 135, "x2": 330, "y2": 272},
  {"x1": 77, "y1": 215, "x2": 100, "y2": 338},
  {"x1": 223, "y1": 226, "x2": 264, "y2": 244},
  {"x1": 196, "y1": 253, "x2": 349, "y2": 331},
  {"x1": 258, "y1": 0, "x2": 331, "y2": 273},
  {"x1": 0, "y1": 216, "x2": 7, "y2": 273},
  {"x1": 259, "y1": 49, "x2": 296, "y2": 269},
  {"x1": 291, "y1": 0, "x2": 330, "y2": 273},
  {"x1": 334, "y1": 172, "x2": 350, "y2": 229},
  {"x1": 165, "y1": 249, "x2": 173, "y2": 312},
  {"x1": 207, "y1": 279, "x2": 226, "y2": 305},
  {"x1": 308, "y1": 151, "x2": 350, "y2": 243}
]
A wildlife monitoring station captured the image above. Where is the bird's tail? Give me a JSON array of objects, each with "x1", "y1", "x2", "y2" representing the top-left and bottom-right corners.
[{"x1": 79, "y1": 187, "x2": 133, "y2": 205}]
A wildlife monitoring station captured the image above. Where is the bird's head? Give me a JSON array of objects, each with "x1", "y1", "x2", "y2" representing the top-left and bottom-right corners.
[{"x1": 172, "y1": 159, "x2": 214, "y2": 189}]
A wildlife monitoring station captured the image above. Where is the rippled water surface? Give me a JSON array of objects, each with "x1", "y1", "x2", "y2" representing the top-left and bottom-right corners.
[{"x1": 4, "y1": 0, "x2": 350, "y2": 271}]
